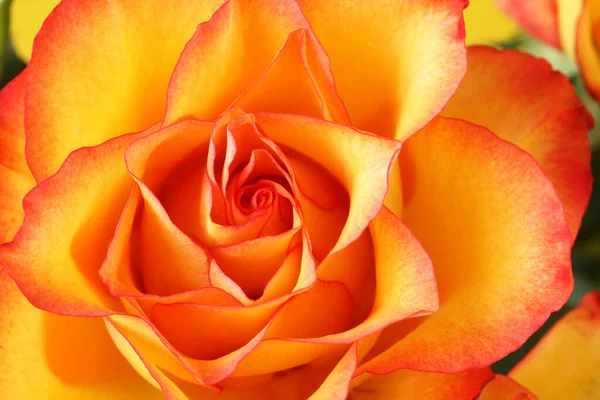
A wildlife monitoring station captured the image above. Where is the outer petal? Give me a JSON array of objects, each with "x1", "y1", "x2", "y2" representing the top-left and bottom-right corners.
[
  {"x1": 0, "y1": 270, "x2": 161, "y2": 398},
  {"x1": 0, "y1": 130, "x2": 151, "y2": 316},
  {"x1": 25, "y1": 0, "x2": 225, "y2": 180},
  {"x1": 0, "y1": 73, "x2": 35, "y2": 244},
  {"x1": 9, "y1": 0, "x2": 59, "y2": 62},
  {"x1": 358, "y1": 117, "x2": 572, "y2": 374},
  {"x1": 349, "y1": 369, "x2": 493, "y2": 400},
  {"x1": 443, "y1": 47, "x2": 592, "y2": 241},
  {"x1": 509, "y1": 291, "x2": 600, "y2": 399},
  {"x1": 576, "y1": 0, "x2": 600, "y2": 101},
  {"x1": 295, "y1": 0, "x2": 467, "y2": 140},
  {"x1": 479, "y1": 375, "x2": 537, "y2": 400},
  {"x1": 164, "y1": 0, "x2": 310, "y2": 125},
  {"x1": 495, "y1": 0, "x2": 561, "y2": 47}
]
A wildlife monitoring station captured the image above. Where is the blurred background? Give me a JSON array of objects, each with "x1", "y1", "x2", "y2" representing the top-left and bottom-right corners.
[{"x1": 1, "y1": 0, "x2": 598, "y2": 374}]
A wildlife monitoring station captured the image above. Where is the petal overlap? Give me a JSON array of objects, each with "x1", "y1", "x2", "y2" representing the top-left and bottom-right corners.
[
  {"x1": 358, "y1": 117, "x2": 573, "y2": 375},
  {"x1": 443, "y1": 47, "x2": 592, "y2": 241}
]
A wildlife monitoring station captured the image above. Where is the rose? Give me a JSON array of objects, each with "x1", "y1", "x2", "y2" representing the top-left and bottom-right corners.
[
  {"x1": 496, "y1": 0, "x2": 600, "y2": 101},
  {"x1": 0, "y1": 0, "x2": 592, "y2": 399}
]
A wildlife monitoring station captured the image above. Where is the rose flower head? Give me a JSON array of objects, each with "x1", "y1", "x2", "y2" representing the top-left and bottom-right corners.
[{"x1": 0, "y1": 0, "x2": 593, "y2": 398}]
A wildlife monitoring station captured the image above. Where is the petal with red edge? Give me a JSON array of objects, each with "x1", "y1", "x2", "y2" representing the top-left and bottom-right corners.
[
  {"x1": 211, "y1": 228, "x2": 300, "y2": 301},
  {"x1": 0, "y1": 270, "x2": 161, "y2": 398},
  {"x1": 265, "y1": 280, "x2": 355, "y2": 339},
  {"x1": 509, "y1": 292, "x2": 600, "y2": 399},
  {"x1": 108, "y1": 311, "x2": 271, "y2": 386},
  {"x1": 0, "y1": 73, "x2": 35, "y2": 244},
  {"x1": 150, "y1": 299, "x2": 282, "y2": 360},
  {"x1": 230, "y1": 29, "x2": 349, "y2": 124},
  {"x1": 232, "y1": 340, "x2": 347, "y2": 377},
  {"x1": 136, "y1": 182, "x2": 211, "y2": 296},
  {"x1": 495, "y1": 0, "x2": 561, "y2": 47},
  {"x1": 305, "y1": 207, "x2": 438, "y2": 345},
  {"x1": 9, "y1": 0, "x2": 60, "y2": 62},
  {"x1": 479, "y1": 374, "x2": 537, "y2": 400},
  {"x1": 296, "y1": 0, "x2": 467, "y2": 140},
  {"x1": 349, "y1": 368, "x2": 493, "y2": 400},
  {"x1": 164, "y1": 0, "x2": 309, "y2": 125},
  {"x1": 308, "y1": 344, "x2": 357, "y2": 400},
  {"x1": 166, "y1": 353, "x2": 351, "y2": 400},
  {"x1": 105, "y1": 321, "x2": 191, "y2": 399},
  {"x1": 443, "y1": 47, "x2": 592, "y2": 241},
  {"x1": 358, "y1": 117, "x2": 572, "y2": 375},
  {"x1": 25, "y1": 0, "x2": 225, "y2": 180},
  {"x1": 0, "y1": 129, "x2": 153, "y2": 316}
]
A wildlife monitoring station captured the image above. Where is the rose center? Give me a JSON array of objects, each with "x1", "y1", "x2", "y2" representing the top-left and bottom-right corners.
[{"x1": 237, "y1": 184, "x2": 275, "y2": 214}]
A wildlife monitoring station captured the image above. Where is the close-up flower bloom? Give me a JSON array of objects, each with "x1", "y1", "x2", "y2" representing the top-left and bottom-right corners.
[{"x1": 0, "y1": 0, "x2": 598, "y2": 399}]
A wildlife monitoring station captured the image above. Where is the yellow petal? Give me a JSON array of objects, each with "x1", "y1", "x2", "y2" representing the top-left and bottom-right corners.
[
  {"x1": 509, "y1": 291, "x2": 600, "y2": 399},
  {"x1": 0, "y1": 270, "x2": 161, "y2": 398}
]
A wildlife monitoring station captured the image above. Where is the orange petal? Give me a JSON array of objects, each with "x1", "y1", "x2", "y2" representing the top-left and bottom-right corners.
[
  {"x1": 230, "y1": 281, "x2": 354, "y2": 377},
  {"x1": 260, "y1": 244, "x2": 303, "y2": 301},
  {"x1": 495, "y1": 0, "x2": 561, "y2": 47},
  {"x1": 443, "y1": 46, "x2": 592, "y2": 241},
  {"x1": 316, "y1": 230, "x2": 374, "y2": 314},
  {"x1": 284, "y1": 150, "x2": 350, "y2": 261},
  {"x1": 265, "y1": 280, "x2": 355, "y2": 340},
  {"x1": 509, "y1": 291, "x2": 600, "y2": 399},
  {"x1": 211, "y1": 228, "x2": 300, "y2": 301},
  {"x1": 99, "y1": 187, "x2": 235, "y2": 307},
  {"x1": 104, "y1": 321, "x2": 191, "y2": 399},
  {"x1": 0, "y1": 73, "x2": 35, "y2": 244},
  {"x1": 108, "y1": 311, "x2": 271, "y2": 386},
  {"x1": 98, "y1": 188, "x2": 145, "y2": 298},
  {"x1": 232, "y1": 340, "x2": 348, "y2": 377},
  {"x1": 296, "y1": 0, "x2": 467, "y2": 140},
  {"x1": 308, "y1": 344, "x2": 357, "y2": 400},
  {"x1": 0, "y1": 270, "x2": 161, "y2": 398},
  {"x1": 230, "y1": 29, "x2": 349, "y2": 124},
  {"x1": 136, "y1": 182, "x2": 211, "y2": 296},
  {"x1": 25, "y1": 0, "x2": 225, "y2": 180},
  {"x1": 308, "y1": 207, "x2": 438, "y2": 345},
  {"x1": 150, "y1": 299, "x2": 281, "y2": 361},
  {"x1": 0, "y1": 129, "x2": 153, "y2": 316},
  {"x1": 479, "y1": 374, "x2": 537, "y2": 400},
  {"x1": 164, "y1": 0, "x2": 309, "y2": 125},
  {"x1": 576, "y1": 0, "x2": 600, "y2": 101},
  {"x1": 255, "y1": 113, "x2": 401, "y2": 260},
  {"x1": 358, "y1": 117, "x2": 572, "y2": 374},
  {"x1": 167, "y1": 351, "x2": 352, "y2": 400},
  {"x1": 349, "y1": 369, "x2": 494, "y2": 399}
]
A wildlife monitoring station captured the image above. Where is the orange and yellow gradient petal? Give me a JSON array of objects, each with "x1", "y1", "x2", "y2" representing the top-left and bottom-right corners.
[
  {"x1": 443, "y1": 46, "x2": 592, "y2": 241},
  {"x1": 509, "y1": 292, "x2": 600, "y2": 399},
  {"x1": 359, "y1": 117, "x2": 572, "y2": 375}
]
